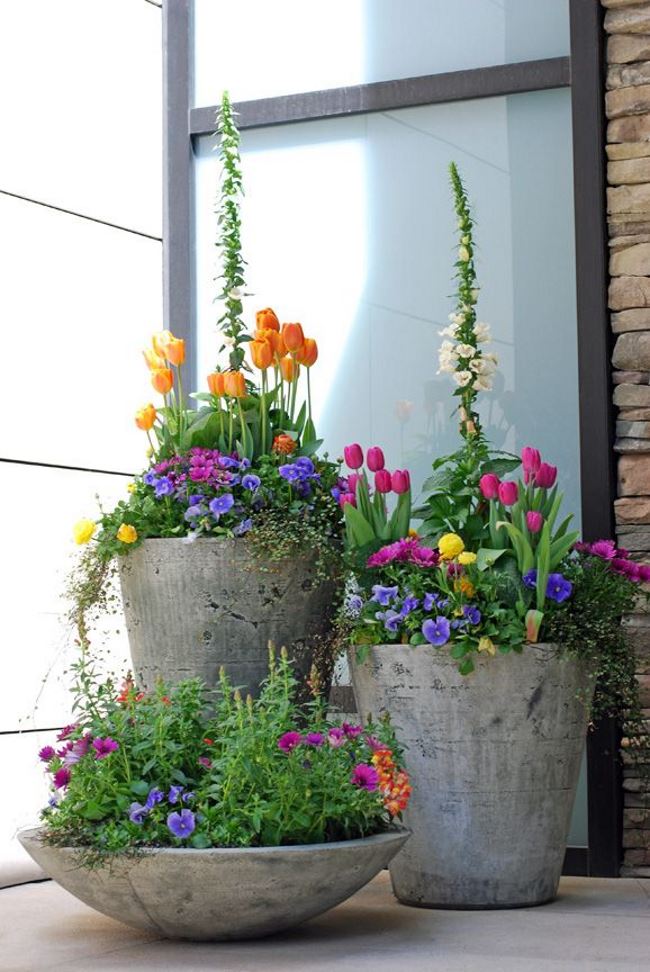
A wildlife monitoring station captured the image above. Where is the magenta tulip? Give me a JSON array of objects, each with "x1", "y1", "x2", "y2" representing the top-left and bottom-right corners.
[
  {"x1": 535, "y1": 462, "x2": 557, "y2": 489},
  {"x1": 375, "y1": 469, "x2": 392, "y2": 493},
  {"x1": 391, "y1": 469, "x2": 411, "y2": 495},
  {"x1": 343, "y1": 443, "x2": 364, "y2": 470},
  {"x1": 498, "y1": 480, "x2": 518, "y2": 506},
  {"x1": 521, "y1": 446, "x2": 541, "y2": 484},
  {"x1": 367, "y1": 447, "x2": 385, "y2": 472},
  {"x1": 526, "y1": 511, "x2": 544, "y2": 533},
  {"x1": 347, "y1": 473, "x2": 361, "y2": 494},
  {"x1": 339, "y1": 492, "x2": 356, "y2": 509},
  {"x1": 479, "y1": 473, "x2": 500, "y2": 500}
]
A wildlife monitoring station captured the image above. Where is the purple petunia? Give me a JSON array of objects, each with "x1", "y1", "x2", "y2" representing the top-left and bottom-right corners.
[
  {"x1": 92, "y1": 737, "x2": 119, "y2": 759},
  {"x1": 422, "y1": 616, "x2": 451, "y2": 647},
  {"x1": 370, "y1": 584, "x2": 399, "y2": 607},
  {"x1": 209, "y1": 493, "x2": 235, "y2": 518},
  {"x1": 278, "y1": 731, "x2": 303, "y2": 753},
  {"x1": 167, "y1": 809, "x2": 196, "y2": 839},
  {"x1": 38, "y1": 746, "x2": 56, "y2": 763},
  {"x1": 546, "y1": 573, "x2": 573, "y2": 603},
  {"x1": 351, "y1": 763, "x2": 380, "y2": 791}
]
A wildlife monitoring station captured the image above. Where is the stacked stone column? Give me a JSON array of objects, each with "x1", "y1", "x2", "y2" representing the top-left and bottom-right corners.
[{"x1": 604, "y1": 0, "x2": 650, "y2": 876}]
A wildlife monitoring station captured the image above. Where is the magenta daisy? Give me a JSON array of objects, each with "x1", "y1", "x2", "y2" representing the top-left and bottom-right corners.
[
  {"x1": 92, "y1": 737, "x2": 119, "y2": 759},
  {"x1": 351, "y1": 763, "x2": 380, "y2": 791},
  {"x1": 278, "y1": 731, "x2": 303, "y2": 753}
]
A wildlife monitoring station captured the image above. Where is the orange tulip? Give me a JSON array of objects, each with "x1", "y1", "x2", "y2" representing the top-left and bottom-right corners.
[
  {"x1": 296, "y1": 337, "x2": 318, "y2": 367},
  {"x1": 165, "y1": 336, "x2": 186, "y2": 366},
  {"x1": 152, "y1": 329, "x2": 176, "y2": 357},
  {"x1": 268, "y1": 330, "x2": 286, "y2": 359},
  {"x1": 273, "y1": 433, "x2": 297, "y2": 455},
  {"x1": 151, "y1": 368, "x2": 173, "y2": 395},
  {"x1": 254, "y1": 328, "x2": 275, "y2": 345},
  {"x1": 224, "y1": 370, "x2": 247, "y2": 398},
  {"x1": 135, "y1": 403, "x2": 157, "y2": 431},
  {"x1": 256, "y1": 308, "x2": 280, "y2": 332},
  {"x1": 207, "y1": 372, "x2": 226, "y2": 396},
  {"x1": 250, "y1": 339, "x2": 273, "y2": 370},
  {"x1": 281, "y1": 322, "x2": 304, "y2": 353},
  {"x1": 280, "y1": 355, "x2": 299, "y2": 382},
  {"x1": 143, "y1": 347, "x2": 166, "y2": 370}
]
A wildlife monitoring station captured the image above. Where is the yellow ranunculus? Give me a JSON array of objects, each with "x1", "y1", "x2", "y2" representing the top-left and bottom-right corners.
[
  {"x1": 73, "y1": 519, "x2": 96, "y2": 545},
  {"x1": 438, "y1": 533, "x2": 465, "y2": 560},
  {"x1": 117, "y1": 523, "x2": 138, "y2": 544},
  {"x1": 458, "y1": 551, "x2": 477, "y2": 565},
  {"x1": 127, "y1": 483, "x2": 136, "y2": 493},
  {"x1": 478, "y1": 637, "x2": 496, "y2": 656}
]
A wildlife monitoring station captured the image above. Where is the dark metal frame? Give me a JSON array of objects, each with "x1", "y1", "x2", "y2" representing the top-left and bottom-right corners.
[{"x1": 162, "y1": 0, "x2": 619, "y2": 876}]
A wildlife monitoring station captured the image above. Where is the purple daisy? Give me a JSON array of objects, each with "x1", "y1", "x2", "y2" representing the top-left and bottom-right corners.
[
  {"x1": 305, "y1": 732, "x2": 324, "y2": 747},
  {"x1": 351, "y1": 763, "x2": 380, "y2": 791},
  {"x1": 38, "y1": 746, "x2": 56, "y2": 763},
  {"x1": 53, "y1": 767, "x2": 71, "y2": 789},
  {"x1": 92, "y1": 737, "x2": 119, "y2": 759},
  {"x1": 278, "y1": 731, "x2": 303, "y2": 753},
  {"x1": 328, "y1": 727, "x2": 346, "y2": 748}
]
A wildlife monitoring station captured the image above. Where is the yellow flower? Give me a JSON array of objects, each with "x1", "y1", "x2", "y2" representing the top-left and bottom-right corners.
[
  {"x1": 458, "y1": 551, "x2": 477, "y2": 565},
  {"x1": 458, "y1": 245, "x2": 470, "y2": 262},
  {"x1": 117, "y1": 523, "x2": 138, "y2": 544},
  {"x1": 454, "y1": 576, "x2": 475, "y2": 598},
  {"x1": 478, "y1": 637, "x2": 496, "y2": 656},
  {"x1": 438, "y1": 533, "x2": 465, "y2": 560},
  {"x1": 73, "y1": 519, "x2": 96, "y2": 545},
  {"x1": 127, "y1": 483, "x2": 136, "y2": 494}
]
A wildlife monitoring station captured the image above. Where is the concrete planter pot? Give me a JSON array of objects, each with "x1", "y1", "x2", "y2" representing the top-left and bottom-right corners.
[
  {"x1": 118, "y1": 538, "x2": 337, "y2": 697},
  {"x1": 348, "y1": 642, "x2": 594, "y2": 909},
  {"x1": 18, "y1": 827, "x2": 408, "y2": 941}
]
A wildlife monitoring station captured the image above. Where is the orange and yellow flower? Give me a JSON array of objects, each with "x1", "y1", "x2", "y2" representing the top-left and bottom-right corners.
[
  {"x1": 223, "y1": 370, "x2": 246, "y2": 398},
  {"x1": 151, "y1": 367, "x2": 173, "y2": 395},
  {"x1": 250, "y1": 339, "x2": 273, "y2": 370},
  {"x1": 135, "y1": 403, "x2": 156, "y2": 431},
  {"x1": 273, "y1": 433, "x2": 297, "y2": 455},
  {"x1": 256, "y1": 307, "x2": 280, "y2": 332},
  {"x1": 116, "y1": 523, "x2": 138, "y2": 544},
  {"x1": 296, "y1": 337, "x2": 318, "y2": 367},
  {"x1": 280, "y1": 355, "x2": 299, "y2": 382},
  {"x1": 281, "y1": 322, "x2": 304, "y2": 353},
  {"x1": 207, "y1": 372, "x2": 226, "y2": 397}
]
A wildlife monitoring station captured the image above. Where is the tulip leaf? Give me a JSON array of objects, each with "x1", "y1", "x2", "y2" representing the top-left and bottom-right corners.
[
  {"x1": 296, "y1": 438, "x2": 323, "y2": 457},
  {"x1": 535, "y1": 522, "x2": 551, "y2": 611},
  {"x1": 549, "y1": 530, "x2": 580, "y2": 569},
  {"x1": 343, "y1": 504, "x2": 375, "y2": 547},
  {"x1": 476, "y1": 547, "x2": 508, "y2": 571},
  {"x1": 303, "y1": 417, "x2": 317, "y2": 445}
]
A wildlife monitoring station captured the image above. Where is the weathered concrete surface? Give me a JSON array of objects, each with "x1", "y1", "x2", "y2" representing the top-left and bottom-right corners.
[
  {"x1": 119, "y1": 538, "x2": 337, "y2": 696},
  {"x1": 18, "y1": 828, "x2": 407, "y2": 942},
  {"x1": 349, "y1": 644, "x2": 593, "y2": 909}
]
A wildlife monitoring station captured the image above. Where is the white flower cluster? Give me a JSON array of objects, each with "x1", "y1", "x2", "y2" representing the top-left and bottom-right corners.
[{"x1": 437, "y1": 312, "x2": 498, "y2": 393}]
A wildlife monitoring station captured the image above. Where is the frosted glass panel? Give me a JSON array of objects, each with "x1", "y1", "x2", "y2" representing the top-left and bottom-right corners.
[
  {"x1": 0, "y1": 194, "x2": 162, "y2": 473},
  {"x1": 0, "y1": 0, "x2": 161, "y2": 236},
  {"x1": 194, "y1": 88, "x2": 580, "y2": 526},
  {"x1": 192, "y1": 0, "x2": 569, "y2": 105},
  {"x1": 0, "y1": 462, "x2": 131, "y2": 732}
]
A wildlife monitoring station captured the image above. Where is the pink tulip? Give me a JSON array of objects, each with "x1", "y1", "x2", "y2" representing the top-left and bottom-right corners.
[
  {"x1": 391, "y1": 470, "x2": 411, "y2": 495},
  {"x1": 343, "y1": 443, "x2": 364, "y2": 470},
  {"x1": 347, "y1": 473, "x2": 361, "y2": 493},
  {"x1": 339, "y1": 492, "x2": 356, "y2": 509},
  {"x1": 535, "y1": 463, "x2": 557, "y2": 489},
  {"x1": 367, "y1": 447, "x2": 385, "y2": 472},
  {"x1": 498, "y1": 481, "x2": 518, "y2": 506},
  {"x1": 521, "y1": 446, "x2": 541, "y2": 484},
  {"x1": 526, "y1": 511, "x2": 544, "y2": 533},
  {"x1": 479, "y1": 473, "x2": 500, "y2": 500},
  {"x1": 375, "y1": 469, "x2": 392, "y2": 494}
]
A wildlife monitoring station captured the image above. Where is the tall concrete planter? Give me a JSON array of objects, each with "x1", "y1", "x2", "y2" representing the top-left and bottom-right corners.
[
  {"x1": 349, "y1": 642, "x2": 594, "y2": 909},
  {"x1": 119, "y1": 538, "x2": 337, "y2": 697},
  {"x1": 19, "y1": 827, "x2": 408, "y2": 941}
]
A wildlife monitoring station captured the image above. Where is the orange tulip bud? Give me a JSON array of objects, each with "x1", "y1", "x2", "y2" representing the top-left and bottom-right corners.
[
  {"x1": 296, "y1": 337, "x2": 318, "y2": 367},
  {"x1": 268, "y1": 330, "x2": 286, "y2": 360},
  {"x1": 273, "y1": 433, "x2": 297, "y2": 455},
  {"x1": 280, "y1": 355, "x2": 299, "y2": 382},
  {"x1": 223, "y1": 370, "x2": 247, "y2": 398},
  {"x1": 143, "y1": 347, "x2": 166, "y2": 370},
  {"x1": 151, "y1": 367, "x2": 173, "y2": 395},
  {"x1": 165, "y1": 336, "x2": 186, "y2": 366},
  {"x1": 152, "y1": 329, "x2": 176, "y2": 357},
  {"x1": 207, "y1": 372, "x2": 226, "y2": 397},
  {"x1": 254, "y1": 328, "x2": 274, "y2": 344},
  {"x1": 256, "y1": 308, "x2": 280, "y2": 332},
  {"x1": 250, "y1": 339, "x2": 273, "y2": 370},
  {"x1": 281, "y1": 322, "x2": 304, "y2": 353},
  {"x1": 135, "y1": 403, "x2": 157, "y2": 431}
]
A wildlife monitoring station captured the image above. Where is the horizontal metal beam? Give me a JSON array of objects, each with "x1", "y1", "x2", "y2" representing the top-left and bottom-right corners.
[{"x1": 190, "y1": 56, "x2": 570, "y2": 135}]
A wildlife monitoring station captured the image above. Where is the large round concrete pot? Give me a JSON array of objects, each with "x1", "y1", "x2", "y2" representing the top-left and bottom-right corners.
[
  {"x1": 118, "y1": 538, "x2": 338, "y2": 697},
  {"x1": 19, "y1": 828, "x2": 408, "y2": 941},
  {"x1": 349, "y1": 642, "x2": 594, "y2": 909}
]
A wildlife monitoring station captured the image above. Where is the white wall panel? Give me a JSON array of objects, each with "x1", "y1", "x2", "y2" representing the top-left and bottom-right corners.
[
  {"x1": 0, "y1": 0, "x2": 162, "y2": 237},
  {"x1": 0, "y1": 194, "x2": 162, "y2": 473}
]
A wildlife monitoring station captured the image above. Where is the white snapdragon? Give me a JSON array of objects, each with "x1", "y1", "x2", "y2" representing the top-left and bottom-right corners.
[
  {"x1": 438, "y1": 324, "x2": 458, "y2": 339},
  {"x1": 454, "y1": 342, "x2": 477, "y2": 359},
  {"x1": 473, "y1": 375, "x2": 494, "y2": 392},
  {"x1": 473, "y1": 321, "x2": 491, "y2": 343},
  {"x1": 453, "y1": 370, "x2": 474, "y2": 388},
  {"x1": 458, "y1": 245, "x2": 470, "y2": 262}
]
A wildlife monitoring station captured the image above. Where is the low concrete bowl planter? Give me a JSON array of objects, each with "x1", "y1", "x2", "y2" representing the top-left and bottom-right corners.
[
  {"x1": 19, "y1": 828, "x2": 408, "y2": 941},
  {"x1": 119, "y1": 538, "x2": 337, "y2": 696},
  {"x1": 349, "y1": 643, "x2": 594, "y2": 910}
]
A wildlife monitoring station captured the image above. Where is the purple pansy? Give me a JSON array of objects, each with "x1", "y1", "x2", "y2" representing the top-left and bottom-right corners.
[
  {"x1": 546, "y1": 573, "x2": 573, "y2": 603},
  {"x1": 145, "y1": 788, "x2": 164, "y2": 810},
  {"x1": 523, "y1": 569, "x2": 537, "y2": 590},
  {"x1": 129, "y1": 802, "x2": 148, "y2": 824},
  {"x1": 463, "y1": 605, "x2": 482, "y2": 626},
  {"x1": 143, "y1": 471, "x2": 156, "y2": 486},
  {"x1": 154, "y1": 476, "x2": 174, "y2": 497},
  {"x1": 209, "y1": 493, "x2": 234, "y2": 518},
  {"x1": 233, "y1": 518, "x2": 253, "y2": 536},
  {"x1": 422, "y1": 616, "x2": 451, "y2": 647},
  {"x1": 375, "y1": 608, "x2": 401, "y2": 633},
  {"x1": 370, "y1": 584, "x2": 399, "y2": 606},
  {"x1": 168, "y1": 785, "x2": 185, "y2": 804},
  {"x1": 400, "y1": 595, "x2": 420, "y2": 617},
  {"x1": 242, "y1": 473, "x2": 261, "y2": 491},
  {"x1": 278, "y1": 463, "x2": 301, "y2": 482},
  {"x1": 167, "y1": 809, "x2": 196, "y2": 839}
]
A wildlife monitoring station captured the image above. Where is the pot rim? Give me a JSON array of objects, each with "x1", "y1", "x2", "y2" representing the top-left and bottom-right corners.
[{"x1": 19, "y1": 825, "x2": 409, "y2": 858}]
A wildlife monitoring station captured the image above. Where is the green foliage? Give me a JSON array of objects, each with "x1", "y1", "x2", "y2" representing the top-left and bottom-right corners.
[{"x1": 40, "y1": 652, "x2": 406, "y2": 862}]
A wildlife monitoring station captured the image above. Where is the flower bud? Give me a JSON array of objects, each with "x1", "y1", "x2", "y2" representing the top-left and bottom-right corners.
[
  {"x1": 250, "y1": 339, "x2": 273, "y2": 370},
  {"x1": 526, "y1": 511, "x2": 544, "y2": 533},
  {"x1": 207, "y1": 372, "x2": 225, "y2": 397},
  {"x1": 521, "y1": 446, "x2": 541, "y2": 484},
  {"x1": 280, "y1": 355, "x2": 299, "y2": 382},
  {"x1": 391, "y1": 469, "x2": 411, "y2": 495},
  {"x1": 344, "y1": 444, "x2": 364, "y2": 469},
  {"x1": 479, "y1": 473, "x2": 500, "y2": 500},
  {"x1": 296, "y1": 337, "x2": 318, "y2": 367},
  {"x1": 164, "y1": 337, "x2": 186, "y2": 367},
  {"x1": 223, "y1": 370, "x2": 246, "y2": 398},
  {"x1": 374, "y1": 469, "x2": 392, "y2": 493},
  {"x1": 366, "y1": 447, "x2": 385, "y2": 472},
  {"x1": 498, "y1": 481, "x2": 518, "y2": 506},
  {"x1": 348, "y1": 473, "x2": 361, "y2": 493},
  {"x1": 535, "y1": 463, "x2": 557, "y2": 489}
]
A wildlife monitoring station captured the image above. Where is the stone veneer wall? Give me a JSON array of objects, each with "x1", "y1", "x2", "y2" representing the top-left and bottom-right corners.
[{"x1": 604, "y1": 0, "x2": 650, "y2": 877}]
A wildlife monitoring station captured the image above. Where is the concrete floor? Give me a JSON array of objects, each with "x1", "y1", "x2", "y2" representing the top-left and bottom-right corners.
[{"x1": 0, "y1": 873, "x2": 649, "y2": 972}]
